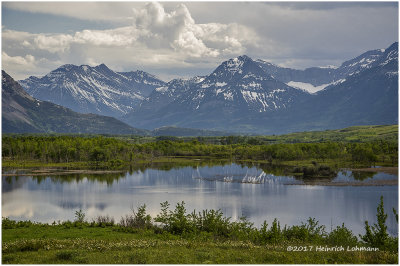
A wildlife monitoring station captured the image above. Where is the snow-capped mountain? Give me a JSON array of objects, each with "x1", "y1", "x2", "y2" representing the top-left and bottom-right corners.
[
  {"x1": 19, "y1": 64, "x2": 166, "y2": 117},
  {"x1": 256, "y1": 47, "x2": 388, "y2": 94},
  {"x1": 178, "y1": 55, "x2": 308, "y2": 112},
  {"x1": 285, "y1": 42, "x2": 398, "y2": 132},
  {"x1": 123, "y1": 55, "x2": 310, "y2": 130},
  {"x1": 2, "y1": 71, "x2": 147, "y2": 134},
  {"x1": 123, "y1": 42, "x2": 398, "y2": 134}
]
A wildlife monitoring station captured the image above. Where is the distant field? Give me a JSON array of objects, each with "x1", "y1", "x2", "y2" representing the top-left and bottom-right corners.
[{"x1": 260, "y1": 125, "x2": 398, "y2": 144}]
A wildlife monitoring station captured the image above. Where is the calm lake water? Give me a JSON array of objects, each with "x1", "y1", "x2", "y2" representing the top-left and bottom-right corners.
[{"x1": 2, "y1": 163, "x2": 398, "y2": 236}]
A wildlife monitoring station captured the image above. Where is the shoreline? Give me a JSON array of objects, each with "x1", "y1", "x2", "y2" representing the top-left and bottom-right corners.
[{"x1": 350, "y1": 167, "x2": 398, "y2": 176}]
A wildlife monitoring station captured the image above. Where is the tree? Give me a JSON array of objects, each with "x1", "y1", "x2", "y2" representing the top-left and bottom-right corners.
[{"x1": 360, "y1": 196, "x2": 389, "y2": 249}]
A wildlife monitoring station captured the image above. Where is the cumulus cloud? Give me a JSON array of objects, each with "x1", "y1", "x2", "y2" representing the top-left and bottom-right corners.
[
  {"x1": 74, "y1": 27, "x2": 138, "y2": 47},
  {"x1": 131, "y1": 2, "x2": 256, "y2": 58},
  {"x1": 2, "y1": 52, "x2": 50, "y2": 79},
  {"x1": 2, "y1": 2, "x2": 259, "y2": 80},
  {"x1": 2, "y1": 52, "x2": 35, "y2": 66},
  {"x1": 33, "y1": 34, "x2": 73, "y2": 53}
]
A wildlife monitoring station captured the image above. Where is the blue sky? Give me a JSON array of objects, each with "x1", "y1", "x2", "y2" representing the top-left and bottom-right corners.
[{"x1": 2, "y1": 2, "x2": 398, "y2": 80}]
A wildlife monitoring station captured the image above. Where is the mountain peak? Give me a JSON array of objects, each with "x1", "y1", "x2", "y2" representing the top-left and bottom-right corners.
[
  {"x1": 227, "y1": 55, "x2": 253, "y2": 65},
  {"x1": 94, "y1": 63, "x2": 111, "y2": 72},
  {"x1": 58, "y1": 64, "x2": 76, "y2": 71},
  {"x1": 217, "y1": 55, "x2": 255, "y2": 75}
]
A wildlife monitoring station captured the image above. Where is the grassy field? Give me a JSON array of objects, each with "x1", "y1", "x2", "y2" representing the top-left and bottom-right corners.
[
  {"x1": 259, "y1": 125, "x2": 398, "y2": 143},
  {"x1": 2, "y1": 224, "x2": 397, "y2": 264}
]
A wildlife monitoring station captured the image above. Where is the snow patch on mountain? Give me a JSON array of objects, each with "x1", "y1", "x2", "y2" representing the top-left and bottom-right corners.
[
  {"x1": 223, "y1": 91, "x2": 234, "y2": 101},
  {"x1": 155, "y1": 86, "x2": 169, "y2": 92},
  {"x1": 286, "y1": 81, "x2": 331, "y2": 94},
  {"x1": 215, "y1": 82, "x2": 227, "y2": 87},
  {"x1": 226, "y1": 57, "x2": 244, "y2": 74},
  {"x1": 319, "y1": 65, "x2": 338, "y2": 69}
]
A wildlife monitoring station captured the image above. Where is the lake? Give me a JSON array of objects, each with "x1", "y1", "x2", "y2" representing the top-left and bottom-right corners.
[{"x1": 2, "y1": 162, "x2": 398, "y2": 236}]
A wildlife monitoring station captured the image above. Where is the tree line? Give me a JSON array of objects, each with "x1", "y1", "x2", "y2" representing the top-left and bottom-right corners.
[{"x1": 2, "y1": 136, "x2": 398, "y2": 165}]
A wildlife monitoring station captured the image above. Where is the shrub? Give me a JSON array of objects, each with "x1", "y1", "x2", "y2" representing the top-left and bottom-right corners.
[
  {"x1": 2, "y1": 217, "x2": 17, "y2": 229},
  {"x1": 283, "y1": 225, "x2": 309, "y2": 242},
  {"x1": 94, "y1": 215, "x2": 115, "y2": 227},
  {"x1": 229, "y1": 216, "x2": 255, "y2": 241},
  {"x1": 2, "y1": 218, "x2": 34, "y2": 229},
  {"x1": 119, "y1": 204, "x2": 152, "y2": 229},
  {"x1": 360, "y1": 196, "x2": 397, "y2": 252},
  {"x1": 189, "y1": 209, "x2": 231, "y2": 237},
  {"x1": 74, "y1": 209, "x2": 86, "y2": 223},
  {"x1": 327, "y1": 224, "x2": 358, "y2": 246}
]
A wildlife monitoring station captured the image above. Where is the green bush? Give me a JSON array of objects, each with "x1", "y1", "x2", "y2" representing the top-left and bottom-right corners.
[
  {"x1": 74, "y1": 209, "x2": 86, "y2": 223},
  {"x1": 327, "y1": 224, "x2": 358, "y2": 246},
  {"x1": 189, "y1": 209, "x2": 231, "y2": 237},
  {"x1": 360, "y1": 196, "x2": 398, "y2": 252},
  {"x1": 119, "y1": 204, "x2": 152, "y2": 229},
  {"x1": 2, "y1": 217, "x2": 35, "y2": 229}
]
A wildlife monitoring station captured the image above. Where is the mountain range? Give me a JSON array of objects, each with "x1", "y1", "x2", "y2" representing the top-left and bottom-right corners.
[
  {"x1": 122, "y1": 42, "x2": 398, "y2": 134},
  {"x1": 2, "y1": 70, "x2": 147, "y2": 134},
  {"x1": 7, "y1": 42, "x2": 399, "y2": 135},
  {"x1": 19, "y1": 64, "x2": 165, "y2": 117}
]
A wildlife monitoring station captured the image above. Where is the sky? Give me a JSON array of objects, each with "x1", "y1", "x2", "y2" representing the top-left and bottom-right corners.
[{"x1": 1, "y1": 2, "x2": 399, "y2": 81}]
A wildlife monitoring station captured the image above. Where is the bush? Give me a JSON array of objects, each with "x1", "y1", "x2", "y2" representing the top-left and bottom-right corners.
[
  {"x1": 2, "y1": 217, "x2": 17, "y2": 229},
  {"x1": 327, "y1": 224, "x2": 358, "y2": 246},
  {"x1": 189, "y1": 209, "x2": 231, "y2": 237},
  {"x1": 119, "y1": 204, "x2": 152, "y2": 229},
  {"x1": 154, "y1": 201, "x2": 193, "y2": 234},
  {"x1": 2, "y1": 217, "x2": 34, "y2": 229},
  {"x1": 283, "y1": 225, "x2": 309, "y2": 242},
  {"x1": 74, "y1": 209, "x2": 86, "y2": 223},
  {"x1": 94, "y1": 215, "x2": 115, "y2": 227}
]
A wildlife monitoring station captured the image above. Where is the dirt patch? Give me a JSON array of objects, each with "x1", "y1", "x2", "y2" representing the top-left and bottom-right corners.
[{"x1": 350, "y1": 167, "x2": 398, "y2": 176}]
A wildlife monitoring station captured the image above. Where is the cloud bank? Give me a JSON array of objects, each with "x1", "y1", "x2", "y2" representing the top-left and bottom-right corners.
[{"x1": 2, "y1": 2, "x2": 398, "y2": 80}]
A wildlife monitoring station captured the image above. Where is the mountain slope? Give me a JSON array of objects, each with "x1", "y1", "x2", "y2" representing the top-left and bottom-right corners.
[
  {"x1": 2, "y1": 71, "x2": 148, "y2": 135},
  {"x1": 287, "y1": 42, "x2": 398, "y2": 132},
  {"x1": 256, "y1": 47, "x2": 385, "y2": 92},
  {"x1": 123, "y1": 55, "x2": 310, "y2": 131},
  {"x1": 19, "y1": 64, "x2": 166, "y2": 117}
]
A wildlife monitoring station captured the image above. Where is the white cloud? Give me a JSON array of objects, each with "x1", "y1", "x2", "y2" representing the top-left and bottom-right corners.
[
  {"x1": 2, "y1": 2, "x2": 259, "y2": 80},
  {"x1": 34, "y1": 34, "x2": 74, "y2": 53},
  {"x1": 74, "y1": 27, "x2": 137, "y2": 47},
  {"x1": 2, "y1": 2, "x2": 397, "y2": 80},
  {"x1": 131, "y1": 2, "x2": 256, "y2": 58},
  {"x1": 2, "y1": 52, "x2": 45, "y2": 79},
  {"x1": 2, "y1": 52, "x2": 35, "y2": 66}
]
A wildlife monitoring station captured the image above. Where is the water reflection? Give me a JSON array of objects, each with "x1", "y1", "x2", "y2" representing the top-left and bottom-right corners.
[{"x1": 2, "y1": 162, "x2": 398, "y2": 236}]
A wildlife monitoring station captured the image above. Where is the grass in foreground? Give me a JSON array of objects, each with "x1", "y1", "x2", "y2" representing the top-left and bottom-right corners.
[
  {"x1": 2, "y1": 235, "x2": 397, "y2": 264},
  {"x1": 2, "y1": 197, "x2": 398, "y2": 264}
]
